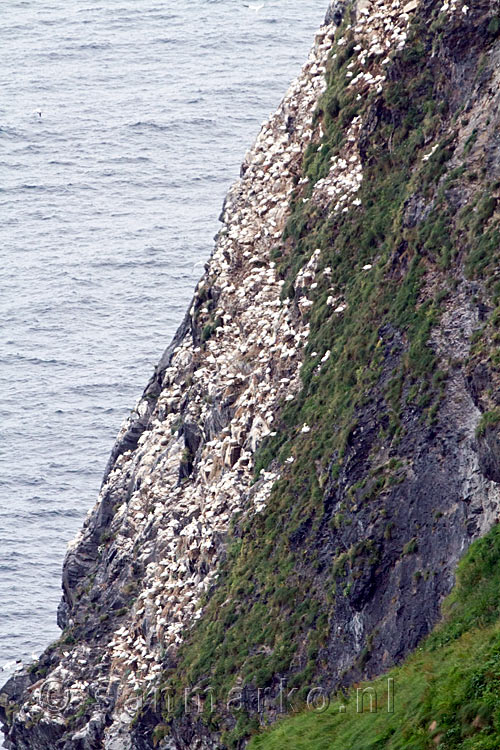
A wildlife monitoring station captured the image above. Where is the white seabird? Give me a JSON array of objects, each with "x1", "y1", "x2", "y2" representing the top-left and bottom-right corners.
[{"x1": 243, "y1": 3, "x2": 264, "y2": 11}]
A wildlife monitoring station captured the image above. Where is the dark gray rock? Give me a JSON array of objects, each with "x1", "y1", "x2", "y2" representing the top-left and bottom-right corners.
[
  {"x1": 325, "y1": 0, "x2": 348, "y2": 26},
  {"x1": 478, "y1": 428, "x2": 500, "y2": 484}
]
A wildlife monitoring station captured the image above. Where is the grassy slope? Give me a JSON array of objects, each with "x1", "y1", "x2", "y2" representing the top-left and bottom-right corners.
[{"x1": 249, "y1": 524, "x2": 500, "y2": 750}]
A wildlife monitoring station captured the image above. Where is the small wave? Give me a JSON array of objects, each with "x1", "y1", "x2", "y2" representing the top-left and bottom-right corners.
[
  {"x1": 23, "y1": 507, "x2": 84, "y2": 519},
  {"x1": 9, "y1": 353, "x2": 70, "y2": 367},
  {"x1": 76, "y1": 42, "x2": 112, "y2": 51},
  {"x1": 13, "y1": 184, "x2": 70, "y2": 194},
  {"x1": 104, "y1": 155, "x2": 151, "y2": 164},
  {"x1": 152, "y1": 37, "x2": 183, "y2": 46},
  {"x1": 128, "y1": 121, "x2": 172, "y2": 133},
  {"x1": 0, "y1": 126, "x2": 21, "y2": 139},
  {"x1": 69, "y1": 382, "x2": 125, "y2": 394}
]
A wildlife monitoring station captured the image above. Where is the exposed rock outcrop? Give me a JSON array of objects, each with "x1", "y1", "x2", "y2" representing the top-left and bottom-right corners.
[{"x1": 2, "y1": 0, "x2": 500, "y2": 748}]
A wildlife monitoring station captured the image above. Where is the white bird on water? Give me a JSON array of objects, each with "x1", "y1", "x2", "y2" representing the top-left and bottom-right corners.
[{"x1": 244, "y1": 3, "x2": 264, "y2": 11}]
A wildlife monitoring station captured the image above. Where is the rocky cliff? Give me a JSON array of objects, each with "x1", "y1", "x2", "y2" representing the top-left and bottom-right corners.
[{"x1": 2, "y1": 0, "x2": 500, "y2": 748}]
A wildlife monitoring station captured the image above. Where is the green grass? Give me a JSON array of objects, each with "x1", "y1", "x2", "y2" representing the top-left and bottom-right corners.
[
  {"x1": 476, "y1": 411, "x2": 500, "y2": 438},
  {"x1": 249, "y1": 524, "x2": 500, "y2": 750}
]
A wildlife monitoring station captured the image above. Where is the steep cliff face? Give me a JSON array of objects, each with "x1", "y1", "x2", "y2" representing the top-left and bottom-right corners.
[{"x1": 2, "y1": 0, "x2": 500, "y2": 748}]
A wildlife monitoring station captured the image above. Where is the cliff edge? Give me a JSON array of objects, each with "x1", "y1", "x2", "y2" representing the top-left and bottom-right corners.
[{"x1": 2, "y1": 0, "x2": 500, "y2": 747}]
